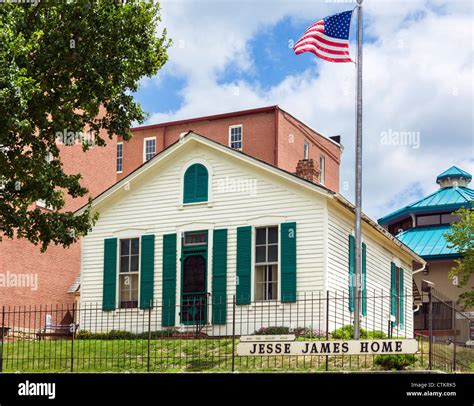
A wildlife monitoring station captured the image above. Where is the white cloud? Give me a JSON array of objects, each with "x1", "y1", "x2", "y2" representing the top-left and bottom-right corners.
[{"x1": 144, "y1": 0, "x2": 474, "y2": 219}]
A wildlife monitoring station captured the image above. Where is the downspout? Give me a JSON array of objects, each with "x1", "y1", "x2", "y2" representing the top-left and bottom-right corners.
[{"x1": 412, "y1": 263, "x2": 428, "y2": 313}]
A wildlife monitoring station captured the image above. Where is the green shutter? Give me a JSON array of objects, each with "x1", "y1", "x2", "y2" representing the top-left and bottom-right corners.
[
  {"x1": 196, "y1": 164, "x2": 208, "y2": 201},
  {"x1": 281, "y1": 222, "x2": 297, "y2": 303},
  {"x1": 390, "y1": 262, "x2": 397, "y2": 327},
  {"x1": 103, "y1": 238, "x2": 117, "y2": 311},
  {"x1": 212, "y1": 229, "x2": 227, "y2": 324},
  {"x1": 183, "y1": 164, "x2": 208, "y2": 204},
  {"x1": 399, "y1": 268, "x2": 405, "y2": 327},
  {"x1": 183, "y1": 164, "x2": 196, "y2": 203},
  {"x1": 362, "y1": 242, "x2": 367, "y2": 316},
  {"x1": 140, "y1": 234, "x2": 155, "y2": 309},
  {"x1": 348, "y1": 235, "x2": 355, "y2": 312},
  {"x1": 162, "y1": 233, "x2": 177, "y2": 326},
  {"x1": 236, "y1": 226, "x2": 252, "y2": 305}
]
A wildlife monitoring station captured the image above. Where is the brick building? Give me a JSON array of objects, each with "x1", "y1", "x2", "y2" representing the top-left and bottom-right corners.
[
  {"x1": 0, "y1": 105, "x2": 342, "y2": 309},
  {"x1": 118, "y1": 106, "x2": 342, "y2": 192}
]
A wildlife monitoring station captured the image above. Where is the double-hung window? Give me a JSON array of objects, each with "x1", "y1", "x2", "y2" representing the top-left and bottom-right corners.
[
  {"x1": 144, "y1": 137, "x2": 156, "y2": 162},
  {"x1": 255, "y1": 226, "x2": 278, "y2": 301},
  {"x1": 319, "y1": 154, "x2": 325, "y2": 185},
  {"x1": 116, "y1": 143, "x2": 123, "y2": 173},
  {"x1": 304, "y1": 141, "x2": 309, "y2": 160},
  {"x1": 229, "y1": 125, "x2": 243, "y2": 150},
  {"x1": 119, "y1": 238, "x2": 140, "y2": 308}
]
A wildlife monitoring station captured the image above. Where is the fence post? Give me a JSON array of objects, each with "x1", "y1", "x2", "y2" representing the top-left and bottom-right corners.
[
  {"x1": 0, "y1": 306, "x2": 4, "y2": 373},
  {"x1": 325, "y1": 290, "x2": 329, "y2": 372},
  {"x1": 70, "y1": 303, "x2": 75, "y2": 372},
  {"x1": 231, "y1": 295, "x2": 236, "y2": 372},
  {"x1": 147, "y1": 303, "x2": 152, "y2": 372},
  {"x1": 428, "y1": 288, "x2": 433, "y2": 371}
]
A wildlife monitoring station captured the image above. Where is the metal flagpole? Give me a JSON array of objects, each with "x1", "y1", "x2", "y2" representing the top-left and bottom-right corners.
[{"x1": 353, "y1": 0, "x2": 363, "y2": 340}]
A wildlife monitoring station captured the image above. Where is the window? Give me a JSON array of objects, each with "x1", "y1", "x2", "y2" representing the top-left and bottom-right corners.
[
  {"x1": 144, "y1": 137, "x2": 156, "y2": 162},
  {"x1": 255, "y1": 226, "x2": 278, "y2": 301},
  {"x1": 229, "y1": 125, "x2": 242, "y2": 150},
  {"x1": 304, "y1": 141, "x2": 309, "y2": 160},
  {"x1": 416, "y1": 213, "x2": 461, "y2": 227},
  {"x1": 183, "y1": 163, "x2": 208, "y2": 204},
  {"x1": 116, "y1": 143, "x2": 123, "y2": 173},
  {"x1": 119, "y1": 238, "x2": 140, "y2": 309},
  {"x1": 441, "y1": 213, "x2": 460, "y2": 224},
  {"x1": 319, "y1": 154, "x2": 325, "y2": 185},
  {"x1": 183, "y1": 231, "x2": 207, "y2": 247}
]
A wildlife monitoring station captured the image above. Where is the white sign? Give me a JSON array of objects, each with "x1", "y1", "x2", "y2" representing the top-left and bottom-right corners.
[
  {"x1": 465, "y1": 341, "x2": 474, "y2": 346},
  {"x1": 237, "y1": 339, "x2": 418, "y2": 356}
]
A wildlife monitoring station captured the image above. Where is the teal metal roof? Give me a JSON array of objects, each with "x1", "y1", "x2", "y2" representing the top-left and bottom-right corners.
[
  {"x1": 378, "y1": 186, "x2": 474, "y2": 224},
  {"x1": 437, "y1": 166, "x2": 472, "y2": 182},
  {"x1": 397, "y1": 225, "x2": 459, "y2": 259}
]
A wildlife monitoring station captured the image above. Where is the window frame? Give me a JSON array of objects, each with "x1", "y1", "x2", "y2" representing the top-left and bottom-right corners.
[
  {"x1": 117, "y1": 237, "x2": 141, "y2": 309},
  {"x1": 319, "y1": 154, "x2": 326, "y2": 185},
  {"x1": 143, "y1": 137, "x2": 156, "y2": 163},
  {"x1": 182, "y1": 161, "x2": 210, "y2": 205},
  {"x1": 253, "y1": 225, "x2": 280, "y2": 302},
  {"x1": 228, "y1": 124, "x2": 243, "y2": 151},
  {"x1": 116, "y1": 142, "x2": 123, "y2": 173},
  {"x1": 303, "y1": 140, "x2": 309, "y2": 160}
]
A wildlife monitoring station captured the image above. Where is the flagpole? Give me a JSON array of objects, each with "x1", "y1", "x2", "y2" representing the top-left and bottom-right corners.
[{"x1": 353, "y1": 0, "x2": 363, "y2": 340}]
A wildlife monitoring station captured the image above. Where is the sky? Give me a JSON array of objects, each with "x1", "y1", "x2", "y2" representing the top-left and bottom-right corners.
[{"x1": 134, "y1": 0, "x2": 473, "y2": 220}]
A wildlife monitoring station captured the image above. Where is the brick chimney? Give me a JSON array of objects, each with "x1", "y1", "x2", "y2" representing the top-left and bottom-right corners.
[{"x1": 295, "y1": 159, "x2": 320, "y2": 183}]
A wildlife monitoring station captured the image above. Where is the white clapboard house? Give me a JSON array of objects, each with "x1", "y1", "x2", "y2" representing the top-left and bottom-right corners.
[{"x1": 77, "y1": 132, "x2": 424, "y2": 337}]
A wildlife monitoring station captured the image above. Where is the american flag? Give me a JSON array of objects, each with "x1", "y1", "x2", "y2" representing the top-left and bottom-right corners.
[{"x1": 293, "y1": 10, "x2": 354, "y2": 63}]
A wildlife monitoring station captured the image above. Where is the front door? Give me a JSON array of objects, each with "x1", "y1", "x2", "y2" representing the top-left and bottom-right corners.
[{"x1": 181, "y1": 231, "x2": 208, "y2": 325}]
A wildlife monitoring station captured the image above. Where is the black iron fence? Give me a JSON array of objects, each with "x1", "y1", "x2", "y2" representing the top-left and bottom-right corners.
[
  {"x1": 0, "y1": 289, "x2": 472, "y2": 373},
  {"x1": 414, "y1": 287, "x2": 473, "y2": 373}
]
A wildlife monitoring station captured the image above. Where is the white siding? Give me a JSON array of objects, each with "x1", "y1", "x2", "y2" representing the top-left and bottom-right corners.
[
  {"x1": 81, "y1": 145, "x2": 326, "y2": 335},
  {"x1": 326, "y1": 204, "x2": 414, "y2": 337}
]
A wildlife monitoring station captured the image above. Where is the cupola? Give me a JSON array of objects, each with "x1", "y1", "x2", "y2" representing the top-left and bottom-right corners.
[{"x1": 436, "y1": 166, "x2": 472, "y2": 188}]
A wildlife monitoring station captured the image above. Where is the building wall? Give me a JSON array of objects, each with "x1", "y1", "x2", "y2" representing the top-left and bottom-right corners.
[
  {"x1": 80, "y1": 139, "x2": 416, "y2": 336},
  {"x1": 0, "y1": 123, "x2": 117, "y2": 308},
  {"x1": 118, "y1": 108, "x2": 342, "y2": 192},
  {"x1": 81, "y1": 142, "x2": 327, "y2": 334},
  {"x1": 414, "y1": 259, "x2": 473, "y2": 309},
  {"x1": 277, "y1": 110, "x2": 341, "y2": 192},
  {"x1": 118, "y1": 110, "x2": 276, "y2": 181},
  {"x1": 326, "y1": 203, "x2": 414, "y2": 337}
]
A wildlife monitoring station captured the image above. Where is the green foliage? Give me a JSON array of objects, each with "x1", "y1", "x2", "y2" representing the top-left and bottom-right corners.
[
  {"x1": 366, "y1": 330, "x2": 387, "y2": 339},
  {"x1": 374, "y1": 354, "x2": 417, "y2": 370},
  {"x1": 444, "y1": 206, "x2": 474, "y2": 308},
  {"x1": 331, "y1": 325, "x2": 387, "y2": 340},
  {"x1": 0, "y1": 0, "x2": 170, "y2": 250},
  {"x1": 331, "y1": 325, "x2": 367, "y2": 339},
  {"x1": 76, "y1": 329, "x2": 176, "y2": 340}
]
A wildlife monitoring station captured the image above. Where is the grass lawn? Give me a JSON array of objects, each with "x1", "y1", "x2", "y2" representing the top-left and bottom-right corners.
[{"x1": 0, "y1": 337, "x2": 453, "y2": 373}]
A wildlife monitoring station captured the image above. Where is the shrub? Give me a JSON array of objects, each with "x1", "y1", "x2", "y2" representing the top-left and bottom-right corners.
[
  {"x1": 292, "y1": 327, "x2": 327, "y2": 339},
  {"x1": 367, "y1": 330, "x2": 387, "y2": 339},
  {"x1": 75, "y1": 329, "x2": 176, "y2": 340},
  {"x1": 254, "y1": 326, "x2": 291, "y2": 335},
  {"x1": 374, "y1": 354, "x2": 417, "y2": 370},
  {"x1": 331, "y1": 325, "x2": 368, "y2": 340}
]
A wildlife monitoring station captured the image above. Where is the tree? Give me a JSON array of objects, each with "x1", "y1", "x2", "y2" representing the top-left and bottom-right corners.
[
  {"x1": 444, "y1": 206, "x2": 474, "y2": 308},
  {"x1": 0, "y1": 0, "x2": 170, "y2": 251}
]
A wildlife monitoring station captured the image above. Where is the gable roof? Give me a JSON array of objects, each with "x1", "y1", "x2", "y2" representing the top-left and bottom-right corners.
[
  {"x1": 436, "y1": 166, "x2": 472, "y2": 182},
  {"x1": 76, "y1": 131, "x2": 424, "y2": 265},
  {"x1": 378, "y1": 186, "x2": 474, "y2": 225}
]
